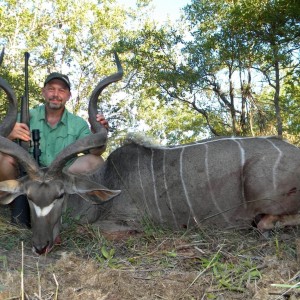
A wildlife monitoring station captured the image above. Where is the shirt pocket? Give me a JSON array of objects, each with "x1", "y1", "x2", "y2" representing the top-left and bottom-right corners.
[{"x1": 54, "y1": 132, "x2": 77, "y2": 157}]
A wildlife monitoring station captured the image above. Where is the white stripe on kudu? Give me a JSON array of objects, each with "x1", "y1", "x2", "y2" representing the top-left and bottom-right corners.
[
  {"x1": 137, "y1": 147, "x2": 151, "y2": 215},
  {"x1": 180, "y1": 147, "x2": 200, "y2": 225},
  {"x1": 151, "y1": 149, "x2": 162, "y2": 222},
  {"x1": 265, "y1": 138, "x2": 283, "y2": 191},
  {"x1": 204, "y1": 143, "x2": 229, "y2": 223},
  {"x1": 163, "y1": 149, "x2": 178, "y2": 228},
  {"x1": 234, "y1": 139, "x2": 247, "y2": 207}
]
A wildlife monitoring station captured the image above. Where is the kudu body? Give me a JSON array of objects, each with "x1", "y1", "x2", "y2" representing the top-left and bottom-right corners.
[
  {"x1": 68, "y1": 135, "x2": 300, "y2": 232},
  {"x1": 0, "y1": 53, "x2": 123, "y2": 254}
]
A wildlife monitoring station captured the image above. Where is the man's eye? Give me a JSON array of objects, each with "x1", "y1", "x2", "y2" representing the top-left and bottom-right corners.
[{"x1": 57, "y1": 194, "x2": 64, "y2": 199}]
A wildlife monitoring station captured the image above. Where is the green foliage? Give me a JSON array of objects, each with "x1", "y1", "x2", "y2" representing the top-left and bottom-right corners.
[
  {"x1": 96, "y1": 243, "x2": 121, "y2": 269},
  {"x1": 181, "y1": 0, "x2": 300, "y2": 137},
  {"x1": 0, "y1": 0, "x2": 300, "y2": 145},
  {"x1": 199, "y1": 252, "x2": 261, "y2": 293},
  {"x1": 111, "y1": 0, "x2": 300, "y2": 140},
  {"x1": 0, "y1": 0, "x2": 131, "y2": 117},
  {"x1": 280, "y1": 74, "x2": 300, "y2": 144}
]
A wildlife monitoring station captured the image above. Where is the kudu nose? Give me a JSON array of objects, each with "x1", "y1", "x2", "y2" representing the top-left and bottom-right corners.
[{"x1": 34, "y1": 241, "x2": 50, "y2": 255}]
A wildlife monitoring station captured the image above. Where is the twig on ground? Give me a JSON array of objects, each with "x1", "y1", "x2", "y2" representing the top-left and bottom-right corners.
[
  {"x1": 53, "y1": 273, "x2": 59, "y2": 300},
  {"x1": 37, "y1": 262, "x2": 41, "y2": 298},
  {"x1": 21, "y1": 242, "x2": 24, "y2": 300},
  {"x1": 271, "y1": 282, "x2": 300, "y2": 299}
]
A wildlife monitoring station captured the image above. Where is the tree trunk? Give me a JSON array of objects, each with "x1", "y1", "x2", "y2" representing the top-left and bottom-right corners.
[{"x1": 274, "y1": 59, "x2": 282, "y2": 137}]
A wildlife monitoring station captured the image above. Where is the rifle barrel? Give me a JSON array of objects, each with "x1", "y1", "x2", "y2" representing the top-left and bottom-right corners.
[{"x1": 19, "y1": 52, "x2": 30, "y2": 150}]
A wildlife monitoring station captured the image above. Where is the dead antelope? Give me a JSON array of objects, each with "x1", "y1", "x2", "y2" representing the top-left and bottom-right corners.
[
  {"x1": 89, "y1": 135, "x2": 300, "y2": 233},
  {"x1": 0, "y1": 53, "x2": 123, "y2": 255}
]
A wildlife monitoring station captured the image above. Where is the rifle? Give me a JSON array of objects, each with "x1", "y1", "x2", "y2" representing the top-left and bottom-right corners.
[
  {"x1": 12, "y1": 51, "x2": 36, "y2": 227},
  {"x1": 19, "y1": 52, "x2": 41, "y2": 165}
]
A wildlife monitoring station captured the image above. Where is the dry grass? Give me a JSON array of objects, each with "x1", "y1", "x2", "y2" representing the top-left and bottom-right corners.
[{"x1": 1, "y1": 207, "x2": 300, "y2": 300}]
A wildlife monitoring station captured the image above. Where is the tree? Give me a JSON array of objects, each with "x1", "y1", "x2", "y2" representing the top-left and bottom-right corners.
[
  {"x1": 182, "y1": 0, "x2": 300, "y2": 137},
  {"x1": 116, "y1": 0, "x2": 300, "y2": 140},
  {"x1": 0, "y1": 0, "x2": 131, "y2": 118},
  {"x1": 1, "y1": 0, "x2": 300, "y2": 146}
]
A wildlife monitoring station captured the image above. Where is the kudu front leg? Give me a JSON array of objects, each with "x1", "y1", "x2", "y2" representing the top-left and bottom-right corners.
[{"x1": 257, "y1": 214, "x2": 300, "y2": 231}]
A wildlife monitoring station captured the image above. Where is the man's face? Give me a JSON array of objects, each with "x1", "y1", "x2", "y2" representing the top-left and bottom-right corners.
[{"x1": 42, "y1": 79, "x2": 71, "y2": 110}]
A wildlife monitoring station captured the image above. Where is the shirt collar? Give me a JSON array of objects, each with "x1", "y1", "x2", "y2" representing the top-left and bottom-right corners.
[
  {"x1": 40, "y1": 105, "x2": 68, "y2": 126},
  {"x1": 60, "y1": 108, "x2": 68, "y2": 125},
  {"x1": 38, "y1": 105, "x2": 46, "y2": 121}
]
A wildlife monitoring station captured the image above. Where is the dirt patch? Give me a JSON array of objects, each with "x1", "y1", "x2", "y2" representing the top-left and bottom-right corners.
[{"x1": 1, "y1": 209, "x2": 300, "y2": 300}]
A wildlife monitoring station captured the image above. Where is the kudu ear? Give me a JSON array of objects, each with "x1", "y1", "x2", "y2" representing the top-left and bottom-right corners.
[
  {"x1": 64, "y1": 174, "x2": 121, "y2": 204},
  {"x1": 0, "y1": 179, "x2": 24, "y2": 205}
]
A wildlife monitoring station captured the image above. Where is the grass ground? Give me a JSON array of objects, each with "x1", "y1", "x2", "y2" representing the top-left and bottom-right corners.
[{"x1": 1, "y1": 206, "x2": 300, "y2": 300}]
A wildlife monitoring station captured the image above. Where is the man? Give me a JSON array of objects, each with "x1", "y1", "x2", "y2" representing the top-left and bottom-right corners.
[{"x1": 0, "y1": 72, "x2": 108, "y2": 226}]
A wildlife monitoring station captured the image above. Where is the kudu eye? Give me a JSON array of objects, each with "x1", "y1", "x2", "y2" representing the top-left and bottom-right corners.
[{"x1": 57, "y1": 194, "x2": 64, "y2": 199}]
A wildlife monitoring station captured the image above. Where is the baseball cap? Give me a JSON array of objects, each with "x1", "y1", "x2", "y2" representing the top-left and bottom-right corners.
[{"x1": 44, "y1": 72, "x2": 71, "y2": 90}]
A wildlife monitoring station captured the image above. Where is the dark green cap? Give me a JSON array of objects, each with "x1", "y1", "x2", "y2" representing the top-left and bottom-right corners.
[{"x1": 44, "y1": 72, "x2": 71, "y2": 90}]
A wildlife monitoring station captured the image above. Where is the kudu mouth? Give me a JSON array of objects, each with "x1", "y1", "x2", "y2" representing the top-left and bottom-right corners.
[
  {"x1": 33, "y1": 235, "x2": 62, "y2": 255},
  {"x1": 33, "y1": 241, "x2": 50, "y2": 255},
  {"x1": 0, "y1": 51, "x2": 123, "y2": 254}
]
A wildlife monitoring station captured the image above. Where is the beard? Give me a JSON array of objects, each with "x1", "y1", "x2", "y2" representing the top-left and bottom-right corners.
[{"x1": 46, "y1": 97, "x2": 64, "y2": 109}]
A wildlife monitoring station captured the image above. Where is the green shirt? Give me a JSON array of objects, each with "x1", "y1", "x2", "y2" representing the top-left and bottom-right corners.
[{"x1": 29, "y1": 105, "x2": 91, "y2": 167}]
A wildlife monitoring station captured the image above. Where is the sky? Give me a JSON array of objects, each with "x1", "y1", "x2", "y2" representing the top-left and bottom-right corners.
[{"x1": 117, "y1": 0, "x2": 190, "y2": 23}]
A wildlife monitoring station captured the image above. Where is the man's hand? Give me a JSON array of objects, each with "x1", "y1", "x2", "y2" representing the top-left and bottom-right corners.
[
  {"x1": 88, "y1": 113, "x2": 109, "y2": 155},
  {"x1": 96, "y1": 113, "x2": 109, "y2": 130},
  {"x1": 89, "y1": 113, "x2": 109, "y2": 135},
  {"x1": 7, "y1": 123, "x2": 31, "y2": 141}
]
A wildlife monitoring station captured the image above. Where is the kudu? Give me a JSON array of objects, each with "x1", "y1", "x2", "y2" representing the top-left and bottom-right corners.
[
  {"x1": 0, "y1": 53, "x2": 123, "y2": 255},
  {"x1": 89, "y1": 135, "x2": 300, "y2": 232}
]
